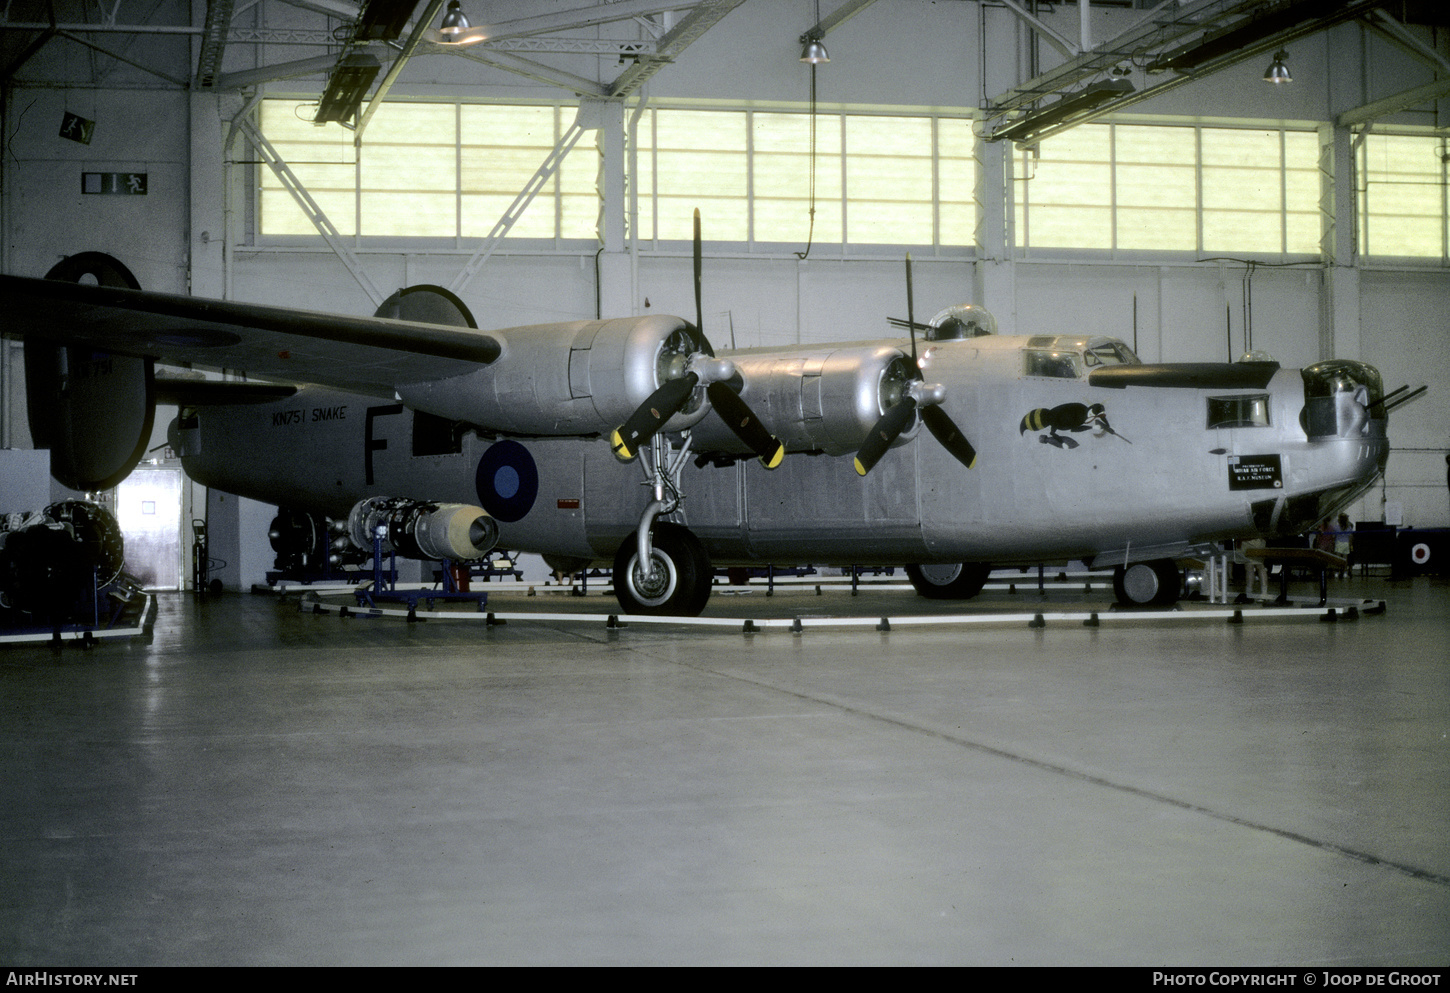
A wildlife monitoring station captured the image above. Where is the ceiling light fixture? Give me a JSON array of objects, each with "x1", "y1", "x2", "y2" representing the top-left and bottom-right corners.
[
  {"x1": 799, "y1": 0, "x2": 827, "y2": 63},
  {"x1": 1263, "y1": 49, "x2": 1292, "y2": 84},
  {"x1": 437, "y1": 0, "x2": 488, "y2": 45}
]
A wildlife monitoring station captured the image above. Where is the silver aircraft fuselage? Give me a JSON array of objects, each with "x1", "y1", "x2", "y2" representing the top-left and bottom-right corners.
[{"x1": 173, "y1": 331, "x2": 1390, "y2": 572}]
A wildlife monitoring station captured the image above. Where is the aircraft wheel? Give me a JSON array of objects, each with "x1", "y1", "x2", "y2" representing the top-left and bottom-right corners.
[
  {"x1": 612, "y1": 523, "x2": 712, "y2": 616},
  {"x1": 1113, "y1": 559, "x2": 1181, "y2": 608},
  {"x1": 905, "y1": 562, "x2": 991, "y2": 600}
]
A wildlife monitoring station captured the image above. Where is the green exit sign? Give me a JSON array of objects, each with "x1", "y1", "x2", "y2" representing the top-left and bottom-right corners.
[{"x1": 82, "y1": 172, "x2": 147, "y2": 195}]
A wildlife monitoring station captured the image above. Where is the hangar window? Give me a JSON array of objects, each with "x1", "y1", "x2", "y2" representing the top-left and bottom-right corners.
[
  {"x1": 635, "y1": 108, "x2": 976, "y2": 250},
  {"x1": 257, "y1": 100, "x2": 975, "y2": 252},
  {"x1": 1359, "y1": 132, "x2": 1448, "y2": 259},
  {"x1": 1016, "y1": 124, "x2": 1320, "y2": 257},
  {"x1": 1206, "y1": 395, "x2": 1272, "y2": 430},
  {"x1": 258, "y1": 100, "x2": 598, "y2": 242}
]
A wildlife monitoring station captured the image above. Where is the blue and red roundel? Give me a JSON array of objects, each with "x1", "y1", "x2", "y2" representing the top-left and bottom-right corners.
[{"x1": 475, "y1": 440, "x2": 539, "y2": 523}]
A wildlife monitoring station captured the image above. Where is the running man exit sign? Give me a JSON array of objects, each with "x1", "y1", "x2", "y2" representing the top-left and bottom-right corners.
[{"x1": 82, "y1": 173, "x2": 148, "y2": 195}]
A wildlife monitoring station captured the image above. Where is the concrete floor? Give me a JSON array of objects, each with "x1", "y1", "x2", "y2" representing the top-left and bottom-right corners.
[{"x1": 2, "y1": 573, "x2": 1448, "y2": 966}]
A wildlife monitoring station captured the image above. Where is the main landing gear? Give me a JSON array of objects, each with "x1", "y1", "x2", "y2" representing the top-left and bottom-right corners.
[
  {"x1": 612, "y1": 522, "x2": 712, "y2": 616},
  {"x1": 905, "y1": 562, "x2": 992, "y2": 600},
  {"x1": 1112, "y1": 559, "x2": 1182, "y2": 608},
  {"x1": 613, "y1": 433, "x2": 714, "y2": 617}
]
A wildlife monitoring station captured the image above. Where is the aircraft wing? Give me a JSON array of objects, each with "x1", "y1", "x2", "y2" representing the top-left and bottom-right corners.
[{"x1": 0, "y1": 273, "x2": 502, "y2": 396}]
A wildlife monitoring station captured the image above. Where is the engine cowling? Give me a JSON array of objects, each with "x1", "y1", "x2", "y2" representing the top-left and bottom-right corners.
[
  {"x1": 347, "y1": 497, "x2": 499, "y2": 562},
  {"x1": 395, "y1": 314, "x2": 708, "y2": 438},
  {"x1": 25, "y1": 253, "x2": 154, "y2": 491},
  {"x1": 689, "y1": 343, "x2": 920, "y2": 457}
]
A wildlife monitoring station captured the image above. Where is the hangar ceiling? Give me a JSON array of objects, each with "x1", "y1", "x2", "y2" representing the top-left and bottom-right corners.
[
  {"x1": 2, "y1": 1, "x2": 1447, "y2": 140},
  {"x1": 0, "y1": 0, "x2": 745, "y2": 103},
  {"x1": 985, "y1": 0, "x2": 1450, "y2": 144}
]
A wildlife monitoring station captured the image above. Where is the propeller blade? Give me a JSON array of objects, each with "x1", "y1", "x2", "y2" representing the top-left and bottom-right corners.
[
  {"x1": 693, "y1": 208, "x2": 705, "y2": 339},
  {"x1": 921, "y1": 404, "x2": 977, "y2": 470},
  {"x1": 854, "y1": 396, "x2": 918, "y2": 477},
  {"x1": 706, "y1": 381, "x2": 785, "y2": 469},
  {"x1": 905, "y1": 253, "x2": 917, "y2": 367},
  {"x1": 610, "y1": 374, "x2": 699, "y2": 462}
]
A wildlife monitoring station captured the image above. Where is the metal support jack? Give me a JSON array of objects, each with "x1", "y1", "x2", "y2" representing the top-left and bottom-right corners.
[{"x1": 354, "y1": 530, "x2": 489, "y2": 614}]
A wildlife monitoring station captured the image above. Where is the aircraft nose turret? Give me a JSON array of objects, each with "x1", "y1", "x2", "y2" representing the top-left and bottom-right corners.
[
  {"x1": 1268, "y1": 359, "x2": 1393, "y2": 537},
  {"x1": 1301, "y1": 359, "x2": 1385, "y2": 440}
]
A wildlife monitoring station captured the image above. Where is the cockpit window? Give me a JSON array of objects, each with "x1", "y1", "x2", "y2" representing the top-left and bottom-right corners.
[
  {"x1": 1206, "y1": 394, "x2": 1271, "y2": 429},
  {"x1": 1083, "y1": 341, "x2": 1140, "y2": 367},
  {"x1": 1024, "y1": 349, "x2": 1082, "y2": 379}
]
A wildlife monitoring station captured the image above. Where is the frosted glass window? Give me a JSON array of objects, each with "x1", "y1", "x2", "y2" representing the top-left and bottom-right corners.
[
  {"x1": 259, "y1": 99, "x2": 597, "y2": 241},
  {"x1": 937, "y1": 118, "x2": 977, "y2": 247},
  {"x1": 259, "y1": 100, "x2": 358, "y2": 236},
  {"x1": 645, "y1": 110, "x2": 748, "y2": 241},
  {"x1": 845, "y1": 116, "x2": 933, "y2": 244},
  {"x1": 1018, "y1": 122, "x2": 1319, "y2": 256},
  {"x1": 638, "y1": 109, "x2": 973, "y2": 249},
  {"x1": 1283, "y1": 130, "x2": 1322, "y2": 255},
  {"x1": 1019, "y1": 125, "x2": 1113, "y2": 249},
  {"x1": 458, "y1": 105, "x2": 550, "y2": 239},
  {"x1": 259, "y1": 100, "x2": 975, "y2": 249},
  {"x1": 1114, "y1": 125, "x2": 1196, "y2": 250},
  {"x1": 752, "y1": 112, "x2": 843, "y2": 245},
  {"x1": 1360, "y1": 133, "x2": 1446, "y2": 258},
  {"x1": 1202, "y1": 129, "x2": 1284, "y2": 253}
]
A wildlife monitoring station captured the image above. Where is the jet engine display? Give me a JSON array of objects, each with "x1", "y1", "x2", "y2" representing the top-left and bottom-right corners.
[{"x1": 346, "y1": 497, "x2": 499, "y2": 562}]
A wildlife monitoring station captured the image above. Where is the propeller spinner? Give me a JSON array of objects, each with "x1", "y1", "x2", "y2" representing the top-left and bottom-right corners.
[
  {"x1": 610, "y1": 210, "x2": 785, "y2": 469},
  {"x1": 853, "y1": 255, "x2": 978, "y2": 476}
]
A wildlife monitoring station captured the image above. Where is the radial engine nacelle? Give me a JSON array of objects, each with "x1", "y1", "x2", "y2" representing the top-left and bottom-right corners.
[
  {"x1": 346, "y1": 497, "x2": 499, "y2": 562},
  {"x1": 689, "y1": 343, "x2": 921, "y2": 457},
  {"x1": 396, "y1": 315, "x2": 711, "y2": 438}
]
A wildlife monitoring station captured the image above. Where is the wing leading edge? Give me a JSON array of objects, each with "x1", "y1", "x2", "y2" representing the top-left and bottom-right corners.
[{"x1": 0, "y1": 273, "x2": 503, "y2": 396}]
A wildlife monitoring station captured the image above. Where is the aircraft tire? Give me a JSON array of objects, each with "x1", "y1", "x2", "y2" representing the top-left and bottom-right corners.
[
  {"x1": 1113, "y1": 559, "x2": 1181, "y2": 608},
  {"x1": 905, "y1": 562, "x2": 991, "y2": 600},
  {"x1": 612, "y1": 522, "x2": 712, "y2": 617}
]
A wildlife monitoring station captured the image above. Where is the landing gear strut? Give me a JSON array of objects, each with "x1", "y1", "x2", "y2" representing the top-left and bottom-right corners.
[{"x1": 613, "y1": 434, "x2": 713, "y2": 616}]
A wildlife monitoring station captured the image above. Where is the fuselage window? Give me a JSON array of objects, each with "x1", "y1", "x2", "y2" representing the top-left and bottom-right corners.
[
  {"x1": 1024, "y1": 349, "x2": 1082, "y2": 379},
  {"x1": 1206, "y1": 394, "x2": 1271, "y2": 429},
  {"x1": 1083, "y1": 342, "x2": 1140, "y2": 367}
]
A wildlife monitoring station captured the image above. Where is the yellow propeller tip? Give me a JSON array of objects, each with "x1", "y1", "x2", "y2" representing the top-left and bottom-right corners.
[
  {"x1": 609, "y1": 430, "x2": 635, "y2": 463},
  {"x1": 853, "y1": 457, "x2": 868, "y2": 477},
  {"x1": 761, "y1": 444, "x2": 786, "y2": 470}
]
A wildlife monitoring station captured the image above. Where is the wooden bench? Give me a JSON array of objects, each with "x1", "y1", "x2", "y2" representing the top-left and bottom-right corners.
[{"x1": 1243, "y1": 547, "x2": 1348, "y2": 607}]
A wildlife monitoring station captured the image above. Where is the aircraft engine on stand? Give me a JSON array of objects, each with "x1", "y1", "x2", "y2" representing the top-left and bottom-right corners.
[{"x1": 346, "y1": 497, "x2": 499, "y2": 562}]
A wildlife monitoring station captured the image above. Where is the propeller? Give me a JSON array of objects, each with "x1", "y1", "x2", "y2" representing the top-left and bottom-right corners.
[
  {"x1": 610, "y1": 210, "x2": 785, "y2": 469},
  {"x1": 854, "y1": 255, "x2": 977, "y2": 476}
]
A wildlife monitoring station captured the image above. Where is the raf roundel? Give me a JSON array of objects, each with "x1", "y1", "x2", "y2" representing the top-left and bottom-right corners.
[{"x1": 475, "y1": 440, "x2": 539, "y2": 523}]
